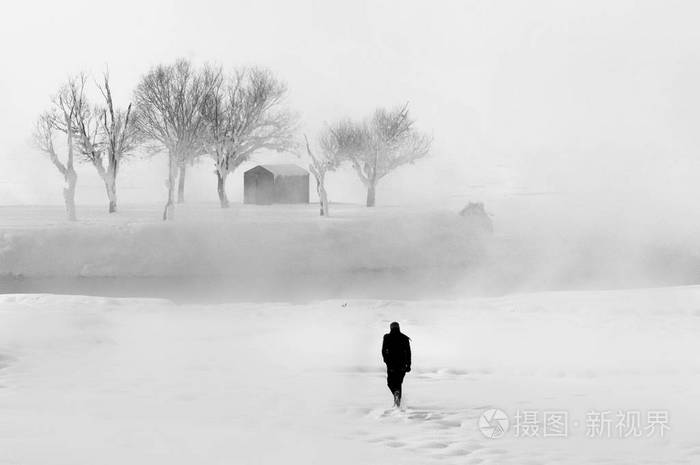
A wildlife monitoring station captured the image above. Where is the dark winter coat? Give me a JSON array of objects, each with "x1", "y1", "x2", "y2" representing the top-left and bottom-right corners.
[{"x1": 382, "y1": 329, "x2": 411, "y2": 372}]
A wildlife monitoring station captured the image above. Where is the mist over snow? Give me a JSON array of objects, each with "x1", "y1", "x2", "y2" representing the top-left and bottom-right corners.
[{"x1": 2, "y1": 202, "x2": 699, "y2": 302}]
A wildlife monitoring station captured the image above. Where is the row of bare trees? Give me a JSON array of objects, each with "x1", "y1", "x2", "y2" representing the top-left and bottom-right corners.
[
  {"x1": 33, "y1": 59, "x2": 431, "y2": 221},
  {"x1": 34, "y1": 73, "x2": 138, "y2": 219}
]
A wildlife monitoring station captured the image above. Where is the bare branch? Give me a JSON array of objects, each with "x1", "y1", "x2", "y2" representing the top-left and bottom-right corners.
[{"x1": 202, "y1": 67, "x2": 297, "y2": 174}]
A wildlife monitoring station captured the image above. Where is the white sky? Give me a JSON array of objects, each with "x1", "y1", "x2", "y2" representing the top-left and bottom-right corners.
[{"x1": 2, "y1": 0, "x2": 700, "y2": 209}]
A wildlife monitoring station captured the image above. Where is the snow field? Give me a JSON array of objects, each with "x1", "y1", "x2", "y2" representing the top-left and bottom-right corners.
[{"x1": 0, "y1": 287, "x2": 699, "y2": 464}]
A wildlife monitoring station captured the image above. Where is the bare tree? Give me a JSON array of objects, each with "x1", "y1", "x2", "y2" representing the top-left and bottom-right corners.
[
  {"x1": 71, "y1": 72, "x2": 138, "y2": 213},
  {"x1": 32, "y1": 78, "x2": 84, "y2": 221},
  {"x1": 203, "y1": 68, "x2": 296, "y2": 208},
  {"x1": 343, "y1": 103, "x2": 432, "y2": 207},
  {"x1": 96, "y1": 72, "x2": 138, "y2": 212},
  {"x1": 134, "y1": 59, "x2": 221, "y2": 220},
  {"x1": 303, "y1": 121, "x2": 358, "y2": 216},
  {"x1": 305, "y1": 135, "x2": 333, "y2": 216}
]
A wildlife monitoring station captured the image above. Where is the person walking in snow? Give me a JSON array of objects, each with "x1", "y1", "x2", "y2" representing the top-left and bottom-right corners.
[{"x1": 382, "y1": 321, "x2": 411, "y2": 407}]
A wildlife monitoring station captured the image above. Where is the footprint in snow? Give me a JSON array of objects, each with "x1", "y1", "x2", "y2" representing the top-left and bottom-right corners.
[
  {"x1": 367, "y1": 434, "x2": 395, "y2": 443},
  {"x1": 385, "y1": 440, "x2": 405, "y2": 448},
  {"x1": 433, "y1": 419, "x2": 462, "y2": 429},
  {"x1": 442, "y1": 448, "x2": 474, "y2": 457},
  {"x1": 420, "y1": 441, "x2": 450, "y2": 450}
]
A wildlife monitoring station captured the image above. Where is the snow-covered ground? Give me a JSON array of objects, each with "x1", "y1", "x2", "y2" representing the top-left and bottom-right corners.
[
  {"x1": 0, "y1": 204, "x2": 483, "y2": 278},
  {"x1": 1, "y1": 288, "x2": 699, "y2": 464},
  {"x1": 2, "y1": 203, "x2": 700, "y2": 463}
]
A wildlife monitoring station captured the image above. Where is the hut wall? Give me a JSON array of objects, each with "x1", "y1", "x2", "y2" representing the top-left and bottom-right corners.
[{"x1": 274, "y1": 175, "x2": 309, "y2": 203}]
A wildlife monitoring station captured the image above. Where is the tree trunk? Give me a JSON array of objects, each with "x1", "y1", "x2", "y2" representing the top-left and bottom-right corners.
[
  {"x1": 217, "y1": 170, "x2": 229, "y2": 208},
  {"x1": 320, "y1": 188, "x2": 329, "y2": 216},
  {"x1": 366, "y1": 184, "x2": 376, "y2": 207},
  {"x1": 177, "y1": 163, "x2": 186, "y2": 203},
  {"x1": 163, "y1": 154, "x2": 176, "y2": 221},
  {"x1": 316, "y1": 176, "x2": 329, "y2": 216},
  {"x1": 64, "y1": 110, "x2": 77, "y2": 221},
  {"x1": 105, "y1": 177, "x2": 117, "y2": 213},
  {"x1": 107, "y1": 157, "x2": 118, "y2": 213},
  {"x1": 96, "y1": 158, "x2": 118, "y2": 214},
  {"x1": 63, "y1": 168, "x2": 77, "y2": 221}
]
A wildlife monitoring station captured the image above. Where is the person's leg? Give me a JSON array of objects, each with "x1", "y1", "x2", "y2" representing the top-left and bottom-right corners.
[
  {"x1": 387, "y1": 368, "x2": 403, "y2": 406},
  {"x1": 395, "y1": 370, "x2": 406, "y2": 401},
  {"x1": 387, "y1": 368, "x2": 398, "y2": 393}
]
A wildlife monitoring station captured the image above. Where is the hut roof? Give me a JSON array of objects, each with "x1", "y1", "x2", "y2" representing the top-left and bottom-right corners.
[{"x1": 248, "y1": 164, "x2": 308, "y2": 177}]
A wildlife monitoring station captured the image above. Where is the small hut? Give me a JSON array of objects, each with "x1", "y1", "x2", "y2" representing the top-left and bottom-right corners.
[{"x1": 243, "y1": 164, "x2": 310, "y2": 205}]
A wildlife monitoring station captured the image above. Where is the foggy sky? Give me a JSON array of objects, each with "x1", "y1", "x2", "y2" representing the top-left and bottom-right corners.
[{"x1": 2, "y1": 0, "x2": 700, "y2": 212}]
